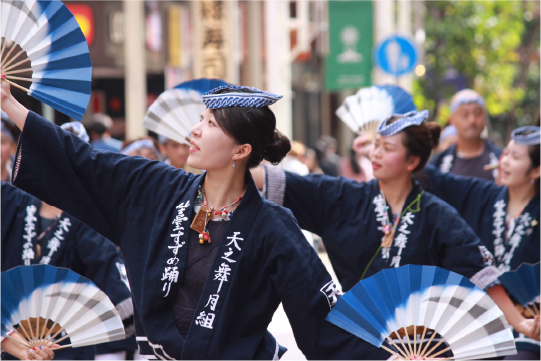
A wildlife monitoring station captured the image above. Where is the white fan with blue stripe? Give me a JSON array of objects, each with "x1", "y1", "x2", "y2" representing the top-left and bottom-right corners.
[
  {"x1": 327, "y1": 265, "x2": 516, "y2": 360},
  {"x1": 336, "y1": 85, "x2": 416, "y2": 140},
  {"x1": 1, "y1": 265, "x2": 125, "y2": 350},
  {"x1": 143, "y1": 78, "x2": 228, "y2": 145},
  {"x1": 1, "y1": 0, "x2": 92, "y2": 120}
]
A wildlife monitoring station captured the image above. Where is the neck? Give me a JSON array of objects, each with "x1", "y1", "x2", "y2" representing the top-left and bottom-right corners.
[
  {"x1": 1, "y1": 164, "x2": 8, "y2": 181},
  {"x1": 508, "y1": 183, "x2": 537, "y2": 209},
  {"x1": 379, "y1": 174, "x2": 414, "y2": 214},
  {"x1": 456, "y1": 137, "x2": 484, "y2": 157},
  {"x1": 40, "y1": 202, "x2": 62, "y2": 219},
  {"x1": 204, "y1": 167, "x2": 247, "y2": 210}
]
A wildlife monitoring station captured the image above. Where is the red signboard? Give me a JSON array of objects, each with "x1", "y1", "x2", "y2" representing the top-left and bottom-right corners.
[{"x1": 66, "y1": 4, "x2": 95, "y2": 46}]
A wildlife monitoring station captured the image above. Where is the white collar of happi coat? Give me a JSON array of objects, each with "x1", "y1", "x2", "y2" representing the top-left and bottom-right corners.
[
  {"x1": 492, "y1": 198, "x2": 534, "y2": 272},
  {"x1": 22, "y1": 205, "x2": 71, "y2": 265},
  {"x1": 372, "y1": 192, "x2": 417, "y2": 268}
]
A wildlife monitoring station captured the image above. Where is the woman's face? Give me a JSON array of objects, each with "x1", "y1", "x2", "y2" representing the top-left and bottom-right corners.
[
  {"x1": 369, "y1": 133, "x2": 416, "y2": 182},
  {"x1": 188, "y1": 108, "x2": 240, "y2": 170},
  {"x1": 1, "y1": 132, "x2": 13, "y2": 166},
  {"x1": 499, "y1": 140, "x2": 539, "y2": 187}
]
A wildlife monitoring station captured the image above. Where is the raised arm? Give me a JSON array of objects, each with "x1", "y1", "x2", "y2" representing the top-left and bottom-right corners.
[
  {"x1": 258, "y1": 164, "x2": 368, "y2": 236},
  {"x1": 1, "y1": 82, "x2": 29, "y2": 130},
  {"x1": 421, "y1": 164, "x2": 500, "y2": 214},
  {"x1": 2, "y1": 82, "x2": 193, "y2": 244}
]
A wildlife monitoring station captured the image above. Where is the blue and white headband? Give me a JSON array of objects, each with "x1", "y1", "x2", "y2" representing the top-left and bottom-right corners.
[
  {"x1": 511, "y1": 126, "x2": 540, "y2": 146},
  {"x1": 61, "y1": 122, "x2": 89, "y2": 143},
  {"x1": 202, "y1": 85, "x2": 283, "y2": 109},
  {"x1": 1, "y1": 121, "x2": 14, "y2": 143},
  {"x1": 450, "y1": 89, "x2": 486, "y2": 114},
  {"x1": 377, "y1": 110, "x2": 430, "y2": 137},
  {"x1": 121, "y1": 139, "x2": 160, "y2": 159}
]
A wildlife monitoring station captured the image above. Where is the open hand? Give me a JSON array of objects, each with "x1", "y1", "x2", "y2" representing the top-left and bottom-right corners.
[
  {"x1": 515, "y1": 315, "x2": 540, "y2": 341},
  {"x1": 353, "y1": 134, "x2": 374, "y2": 158}
]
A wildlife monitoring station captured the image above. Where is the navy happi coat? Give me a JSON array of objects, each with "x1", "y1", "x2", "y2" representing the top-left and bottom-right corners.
[
  {"x1": 422, "y1": 165, "x2": 540, "y2": 272},
  {"x1": 263, "y1": 165, "x2": 500, "y2": 293},
  {"x1": 1, "y1": 182, "x2": 135, "y2": 360},
  {"x1": 11, "y1": 111, "x2": 387, "y2": 360}
]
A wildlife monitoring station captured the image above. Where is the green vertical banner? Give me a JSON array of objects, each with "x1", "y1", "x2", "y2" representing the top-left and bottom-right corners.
[{"x1": 326, "y1": 1, "x2": 373, "y2": 91}]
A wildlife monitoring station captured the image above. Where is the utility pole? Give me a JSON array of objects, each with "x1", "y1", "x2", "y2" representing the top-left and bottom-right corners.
[
  {"x1": 124, "y1": 0, "x2": 147, "y2": 139},
  {"x1": 264, "y1": 0, "x2": 292, "y2": 139},
  {"x1": 247, "y1": 1, "x2": 263, "y2": 89},
  {"x1": 373, "y1": 0, "x2": 413, "y2": 92},
  {"x1": 397, "y1": 0, "x2": 413, "y2": 92}
]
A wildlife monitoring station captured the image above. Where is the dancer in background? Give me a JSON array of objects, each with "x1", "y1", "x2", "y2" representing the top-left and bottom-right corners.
[
  {"x1": 2, "y1": 122, "x2": 136, "y2": 360},
  {"x1": 430, "y1": 89, "x2": 501, "y2": 181},
  {"x1": 423, "y1": 126, "x2": 540, "y2": 360},
  {"x1": 255, "y1": 111, "x2": 540, "y2": 344}
]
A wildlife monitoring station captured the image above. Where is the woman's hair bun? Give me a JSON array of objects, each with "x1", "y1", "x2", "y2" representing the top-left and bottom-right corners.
[
  {"x1": 426, "y1": 122, "x2": 442, "y2": 150},
  {"x1": 263, "y1": 130, "x2": 291, "y2": 165}
]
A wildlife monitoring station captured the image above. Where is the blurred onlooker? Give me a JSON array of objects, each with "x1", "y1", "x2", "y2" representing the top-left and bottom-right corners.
[
  {"x1": 437, "y1": 124, "x2": 458, "y2": 153},
  {"x1": 341, "y1": 135, "x2": 374, "y2": 183},
  {"x1": 282, "y1": 141, "x2": 310, "y2": 176},
  {"x1": 430, "y1": 89, "x2": 501, "y2": 181},
  {"x1": 1, "y1": 112, "x2": 17, "y2": 182},
  {"x1": 86, "y1": 113, "x2": 123, "y2": 152},
  {"x1": 121, "y1": 137, "x2": 160, "y2": 160},
  {"x1": 304, "y1": 148, "x2": 323, "y2": 174},
  {"x1": 314, "y1": 135, "x2": 341, "y2": 176},
  {"x1": 158, "y1": 135, "x2": 200, "y2": 174}
]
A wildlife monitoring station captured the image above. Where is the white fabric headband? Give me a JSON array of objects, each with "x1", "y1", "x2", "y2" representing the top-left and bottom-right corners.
[
  {"x1": 61, "y1": 122, "x2": 89, "y2": 143},
  {"x1": 377, "y1": 110, "x2": 430, "y2": 136},
  {"x1": 121, "y1": 139, "x2": 160, "y2": 159}
]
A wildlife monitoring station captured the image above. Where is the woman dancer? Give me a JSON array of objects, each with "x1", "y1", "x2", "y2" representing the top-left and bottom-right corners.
[
  {"x1": 422, "y1": 126, "x2": 540, "y2": 359},
  {"x1": 1, "y1": 82, "x2": 387, "y2": 360}
]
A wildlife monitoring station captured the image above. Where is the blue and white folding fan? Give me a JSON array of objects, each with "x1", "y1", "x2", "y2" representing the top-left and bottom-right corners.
[
  {"x1": 1, "y1": 265, "x2": 125, "y2": 350},
  {"x1": 327, "y1": 265, "x2": 516, "y2": 360},
  {"x1": 143, "y1": 78, "x2": 229, "y2": 145},
  {"x1": 1, "y1": 0, "x2": 92, "y2": 120},
  {"x1": 336, "y1": 85, "x2": 416, "y2": 140},
  {"x1": 499, "y1": 262, "x2": 540, "y2": 316}
]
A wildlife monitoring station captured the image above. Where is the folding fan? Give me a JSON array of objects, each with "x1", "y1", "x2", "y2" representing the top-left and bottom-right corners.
[
  {"x1": 499, "y1": 262, "x2": 540, "y2": 317},
  {"x1": 336, "y1": 85, "x2": 416, "y2": 140},
  {"x1": 327, "y1": 265, "x2": 516, "y2": 360},
  {"x1": 143, "y1": 78, "x2": 229, "y2": 145},
  {"x1": 0, "y1": 0, "x2": 92, "y2": 120},
  {"x1": 1, "y1": 265, "x2": 125, "y2": 350}
]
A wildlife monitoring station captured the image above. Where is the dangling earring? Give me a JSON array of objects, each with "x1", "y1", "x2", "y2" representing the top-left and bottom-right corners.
[{"x1": 233, "y1": 161, "x2": 236, "y2": 168}]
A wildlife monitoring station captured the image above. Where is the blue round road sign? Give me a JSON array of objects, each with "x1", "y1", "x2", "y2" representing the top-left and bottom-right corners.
[{"x1": 375, "y1": 35, "x2": 418, "y2": 76}]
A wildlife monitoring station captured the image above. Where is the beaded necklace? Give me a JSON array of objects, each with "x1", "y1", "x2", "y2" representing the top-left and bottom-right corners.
[{"x1": 194, "y1": 185, "x2": 245, "y2": 244}]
